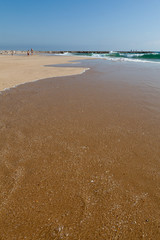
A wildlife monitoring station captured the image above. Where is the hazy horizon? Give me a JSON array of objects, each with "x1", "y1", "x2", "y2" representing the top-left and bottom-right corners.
[{"x1": 0, "y1": 44, "x2": 159, "y2": 52}]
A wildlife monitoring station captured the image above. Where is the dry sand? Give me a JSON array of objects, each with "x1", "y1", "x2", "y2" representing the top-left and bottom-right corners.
[
  {"x1": 0, "y1": 55, "x2": 88, "y2": 91},
  {"x1": 0, "y1": 58, "x2": 160, "y2": 239}
]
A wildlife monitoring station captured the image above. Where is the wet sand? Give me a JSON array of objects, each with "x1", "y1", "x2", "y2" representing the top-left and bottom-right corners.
[
  {"x1": 0, "y1": 59, "x2": 160, "y2": 239},
  {"x1": 0, "y1": 55, "x2": 88, "y2": 91}
]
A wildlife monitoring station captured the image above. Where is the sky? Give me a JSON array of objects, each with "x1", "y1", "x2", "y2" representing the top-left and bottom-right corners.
[{"x1": 0, "y1": 0, "x2": 160, "y2": 51}]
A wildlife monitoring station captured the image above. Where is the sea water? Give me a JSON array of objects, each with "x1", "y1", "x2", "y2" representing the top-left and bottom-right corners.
[{"x1": 55, "y1": 51, "x2": 160, "y2": 64}]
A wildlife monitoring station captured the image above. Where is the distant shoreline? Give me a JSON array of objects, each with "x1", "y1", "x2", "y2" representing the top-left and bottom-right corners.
[{"x1": 0, "y1": 50, "x2": 156, "y2": 55}]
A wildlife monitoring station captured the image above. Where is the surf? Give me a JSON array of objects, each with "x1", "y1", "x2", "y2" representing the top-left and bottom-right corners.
[{"x1": 55, "y1": 51, "x2": 160, "y2": 64}]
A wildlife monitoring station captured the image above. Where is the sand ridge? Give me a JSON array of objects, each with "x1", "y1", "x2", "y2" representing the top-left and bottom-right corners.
[{"x1": 0, "y1": 55, "x2": 88, "y2": 91}]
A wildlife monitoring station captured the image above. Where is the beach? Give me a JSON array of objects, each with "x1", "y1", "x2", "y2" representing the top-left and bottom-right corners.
[
  {"x1": 0, "y1": 55, "x2": 88, "y2": 91},
  {"x1": 0, "y1": 56, "x2": 160, "y2": 239}
]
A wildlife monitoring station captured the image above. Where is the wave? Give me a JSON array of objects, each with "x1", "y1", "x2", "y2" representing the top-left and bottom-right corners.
[
  {"x1": 53, "y1": 51, "x2": 72, "y2": 56},
  {"x1": 55, "y1": 51, "x2": 160, "y2": 64},
  {"x1": 111, "y1": 52, "x2": 160, "y2": 60}
]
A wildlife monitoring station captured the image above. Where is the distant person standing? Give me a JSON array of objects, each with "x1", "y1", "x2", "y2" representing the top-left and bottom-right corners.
[
  {"x1": 27, "y1": 50, "x2": 30, "y2": 56},
  {"x1": 31, "y1": 48, "x2": 33, "y2": 55}
]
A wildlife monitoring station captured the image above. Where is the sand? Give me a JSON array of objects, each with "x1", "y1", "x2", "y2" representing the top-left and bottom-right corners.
[
  {"x1": 0, "y1": 55, "x2": 88, "y2": 91},
  {"x1": 0, "y1": 58, "x2": 160, "y2": 239}
]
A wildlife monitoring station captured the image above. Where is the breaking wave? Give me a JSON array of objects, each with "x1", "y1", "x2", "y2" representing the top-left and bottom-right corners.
[{"x1": 55, "y1": 51, "x2": 160, "y2": 63}]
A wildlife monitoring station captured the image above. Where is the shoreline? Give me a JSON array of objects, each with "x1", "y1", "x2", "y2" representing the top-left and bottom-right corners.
[
  {"x1": 0, "y1": 68, "x2": 90, "y2": 94},
  {"x1": 0, "y1": 50, "x2": 155, "y2": 55},
  {"x1": 0, "y1": 55, "x2": 89, "y2": 92}
]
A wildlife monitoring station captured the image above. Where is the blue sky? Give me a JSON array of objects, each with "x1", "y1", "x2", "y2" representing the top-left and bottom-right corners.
[{"x1": 0, "y1": 0, "x2": 160, "y2": 51}]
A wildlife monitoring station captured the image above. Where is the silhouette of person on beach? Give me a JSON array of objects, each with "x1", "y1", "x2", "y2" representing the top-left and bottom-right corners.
[
  {"x1": 27, "y1": 50, "x2": 30, "y2": 56},
  {"x1": 31, "y1": 48, "x2": 33, "y2": 55}
]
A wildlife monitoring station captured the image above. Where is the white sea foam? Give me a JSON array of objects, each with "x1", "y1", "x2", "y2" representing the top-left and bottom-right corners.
[
  {"x1": 54, "y1": 52, "x2": 72, "y2": 56},
  {"x1": 103, "y1": 56, "x2": 159, "y2": 64},
  {"x1": 90, "y1": 54, "x2": 147, "y2": 63},
  {"x1": 81, "y1": 53, "x2": 160, "y2": 64},
  {"x1": 55, "y1": 51, "x2": 160, "y2": 64}
]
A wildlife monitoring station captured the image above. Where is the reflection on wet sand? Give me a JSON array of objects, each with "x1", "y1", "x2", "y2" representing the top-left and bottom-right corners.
[{"x1": 0, "y1": 60, "x2": 160, "y2": 239}]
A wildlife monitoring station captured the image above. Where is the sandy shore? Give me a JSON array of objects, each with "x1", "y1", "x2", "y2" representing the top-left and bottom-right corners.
[
  {"x1": 0, "y1": 59, "x2": 160, "y2": 239},
  {"x1": 0, "y1": 55, "x2": 88, "y2": 91}
]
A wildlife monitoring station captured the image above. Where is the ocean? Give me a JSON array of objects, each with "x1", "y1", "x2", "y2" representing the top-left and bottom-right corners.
[{"x1": 55, "y1": 51, "x2": 160, "y2": 64}]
